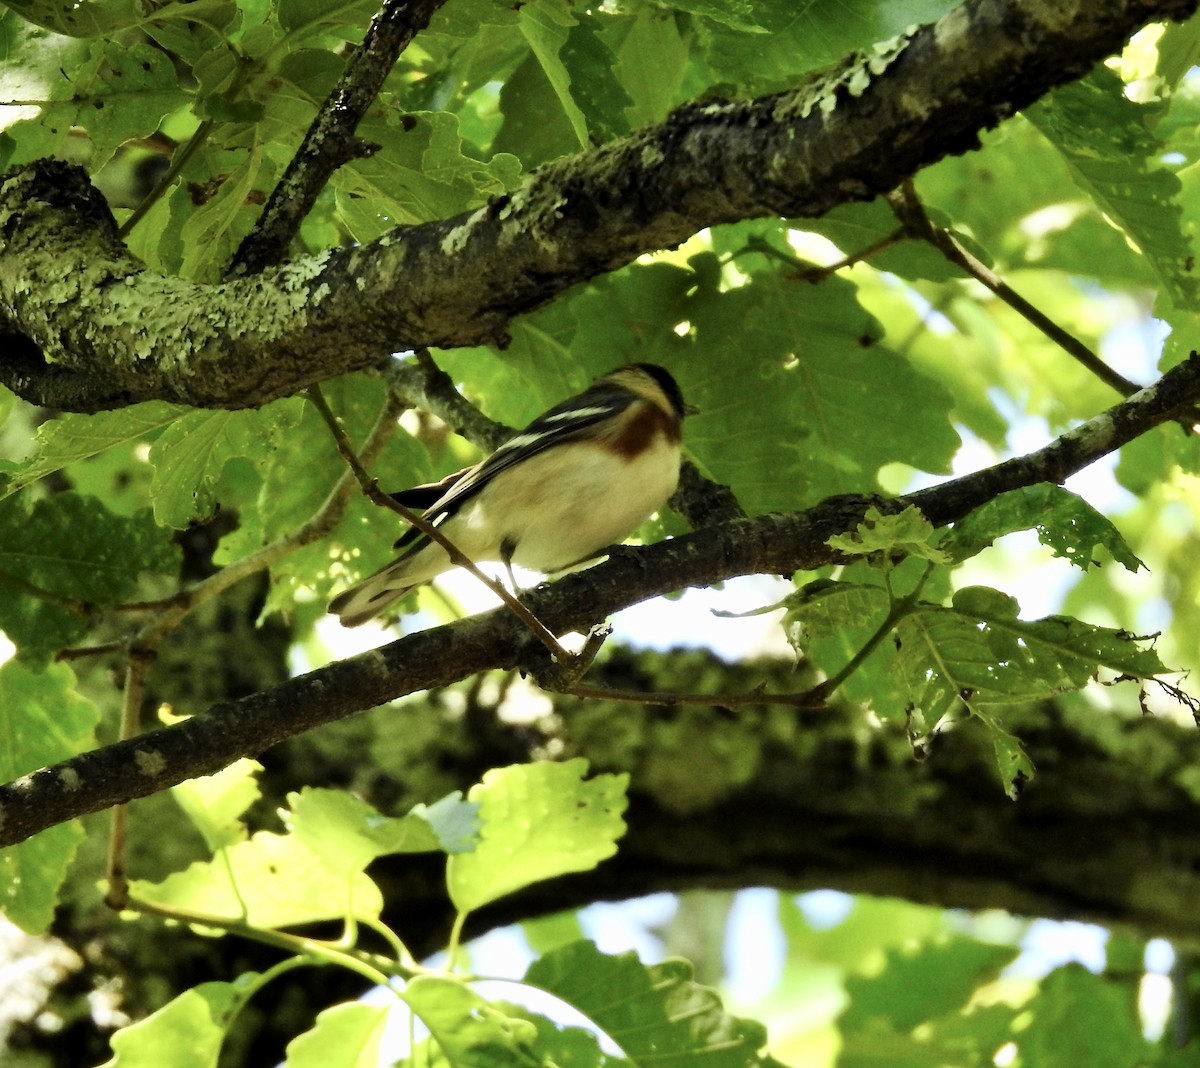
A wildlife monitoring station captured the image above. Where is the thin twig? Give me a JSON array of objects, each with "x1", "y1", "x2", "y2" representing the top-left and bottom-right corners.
[
  {"x1": 385, "y1": 350, "x2": 512, "y2": 452},
  {"x1": 105, "y1": 646, "x2": 156, "y2": 909},
  {"x1": 118, "y1": 120, "x2": 215, "y2": 239},
  {"x1": 732, "y1": 228, "x2": 909, "y2": 284},
  {"x1": 887, "y1": 180, "x2": 1142, "y2": 397},
  {"x1": 307, "y1": 385, "x2": 574, "y2": 664},
  {"x1": 0, "y1": 570, "x2": 91, "y2": 615},
  {"x1": 562, "y1": 682, "x2": 827, "y2": 709},
  {"x1": 55, "y1": 641, "x2": 126, "y2": 662}
]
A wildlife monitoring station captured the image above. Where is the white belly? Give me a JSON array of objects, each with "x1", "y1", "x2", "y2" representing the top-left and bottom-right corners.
[{"x1": 454, "y1": 437, "x2": 681, "y2": 571}]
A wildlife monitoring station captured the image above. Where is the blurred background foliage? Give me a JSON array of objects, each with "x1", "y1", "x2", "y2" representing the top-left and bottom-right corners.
[{"x1": 4, "y1": 0, "x2": 1200, "y2": 1064}]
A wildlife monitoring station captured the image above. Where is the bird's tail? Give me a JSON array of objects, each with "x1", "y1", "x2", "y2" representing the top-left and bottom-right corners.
[{"x1": 328, "y1": 564, "x2": 418, "y2": 627}]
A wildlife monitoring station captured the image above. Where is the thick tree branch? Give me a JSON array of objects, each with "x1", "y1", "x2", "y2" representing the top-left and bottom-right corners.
[
  {"x1": 375, "y1": 677, "x2": 1200, "y2": 952},
  {"x1": 2, "y1": 351, "x2": 1198, "y2": 848},
  {"x1": 0, "y1": 0, "x2": 1193, "y2": 412}
]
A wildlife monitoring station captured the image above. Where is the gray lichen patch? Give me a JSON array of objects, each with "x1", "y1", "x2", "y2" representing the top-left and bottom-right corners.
[
  {"x1": 776, "y1": 27, "x2": 919, "y2": 123},
  {"x1": 134, "y1": 749, "x2": 167, "y2": 777}
]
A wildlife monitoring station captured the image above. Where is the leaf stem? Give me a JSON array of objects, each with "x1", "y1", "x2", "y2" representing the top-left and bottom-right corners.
[
  {"x1": 446, "y1": 910, "x2": 468, "y2": 970},
  {"x1": 816, "y1": 562, "x2": 936, "y2": 700},
  {"x1": 124, "y1": 894, "x2": 401, "y2": 986}
]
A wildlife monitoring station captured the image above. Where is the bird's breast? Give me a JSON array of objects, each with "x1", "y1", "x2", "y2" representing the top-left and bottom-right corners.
[{"x1": 466, "y1": 434, "x2": 681, "y2": 572}]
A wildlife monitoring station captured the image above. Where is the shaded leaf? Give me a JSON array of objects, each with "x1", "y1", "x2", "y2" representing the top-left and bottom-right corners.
[
  {"x1": 943, "y1": 483, "x2": 1143, "y2": 572},
  {"x1": 0, "y1": 661, "x2": 99, "y2": 932},
  {"x1": 526, "y1": 940, "x2": 769, "y2": 1067}
]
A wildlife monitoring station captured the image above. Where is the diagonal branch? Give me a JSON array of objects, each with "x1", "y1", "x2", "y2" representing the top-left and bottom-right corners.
[
  {"x1": 1, "y1": 0, "x2": 1194, "y2": 413},
  {"x1": 886, "y1": 181, "x2": 1145, "y2": 397},
  {"x1": 228, "y1": 0, "x2": 450, "y2": 277},
  {"x1": 2, "y1": 350, "x2": 1199, "y2": 848}
]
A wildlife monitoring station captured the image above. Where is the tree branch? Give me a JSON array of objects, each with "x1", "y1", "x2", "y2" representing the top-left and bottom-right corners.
[
  {"x1": 886, "y1": 182, "x2": 1144, "y2": 397},
  {"x1": 2, "y1": 350, "x2": 1198, "y2": 848},
  {"x1": 228, "y1": 0, "x2": 450, "y2": 277},
  {"x1": 1, "y1": 0, "x2": 1193, "y2": 412},
  {"x1": 372, "y1": 665, "x2": 1200, "y2": 952}
]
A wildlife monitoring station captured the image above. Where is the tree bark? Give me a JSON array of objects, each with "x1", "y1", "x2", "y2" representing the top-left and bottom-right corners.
[
  {"x1": 3, "y1": 354, "x2": 1200, "y2": 848},
  {"x1": 0, "y1": 0, "x2": 1195, "y2": 411}
]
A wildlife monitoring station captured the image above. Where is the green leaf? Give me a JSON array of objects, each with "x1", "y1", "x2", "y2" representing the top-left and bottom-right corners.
[
  {"x1": 493, "y1": 50, "x2": 581, "y2": 164},
  {"x1": 283, "y1": 1001, "x2": 392, "y2": 1068},
  {"x1": 0, "y1": 492, "x2": 177, "y2": 599},
  {"x1": 0, "y1": 494, "x2": 180, "y2": 662},
  {"x1": 418, "y1": 791, "x2": 483, "y2": 855},
  {"x1": 518, "y1": 0, "x2": 588, "y2": 148},
  {"x1": 797, "y1": 199, "x2": 962, "y2": 282},
  {"x1": 695, "y1": 0, "x2": 959, "y2": 94},
  {"x1": 838, "y1": 937, "x2": 1018, "y2": 1067},
  {"x1": 784, "y1": 580, "x2": 890, "y2": 640},
  {"x1": 403, "y1": 977, "x2": 540, "y2": 1067},
  {"x1": 333, "y1": 110, "x2": 521, "y2": 240},
  {"x1": 897, "y1": 587, "x2": 1168, "y2": 791},
  {"x1": 102, "y1": 977, "x2": 258, "y2": 1068},
  {"x1": 276, "y1": 0, "x2": 377, "y2": 46},
  {"x1": 1027, "y1": 67, "x2": 1199, "y2": 309},
  {"x1": 503, "y1": 1006, "x2": 631, "y2": 1068},
  {"x1": 0, "y1": 18, "x2": 183, "y2": 169},
  {"x1": 178, "y1": 145, "x2": 275, "y2": 280},
  {"x1": 973, "y1": 707, "x2": 1037, "y2": 802},
  {"x1": 526, "y1": 940, "x2": 768, "y2": 1067},
  {"x1": 827, "y1": 505, "x2": 950, "y2": 564},
  {"x1": 611, "y1": 7, "x2": 691, "y2": 127},
  {"x1": 672, "y1": 265, "x2": 960, "y2": 510},
  {"x1": 1, "y1": 403, "x2": 183, "y2": 502},
  {"x1": 1019, "y1": 965, "x2": 1149, "y2": 1067},
  {"x1": 1, "y1": 0, "x2": 138, "y2": 37},
  {"x1": 446, "y1": 760, "x2": 628, "y2": 913},
  {"x1": 0, "y1": 661, "x2": 99, "y2": 932},
  {"x1": 129, "y1": 828, "x2": 383, "y2": 928},
  {"x1": 841, "y1": 936, "x2": 1016, "y2": 1032},
  {"x1": 559, "y1": 18, "x2": 632, "y2": 141},
  {"x1": 171, "y1": 758, "x2": 262, "y2": 853},
  {"x1": 943, "y1": 483, "x2": 1144, "y2": 572},
  {"x1": 901, "y1": 587, "x2": 1166, "y2": 713},
  {"x1": 288, "y1": 786, "x2": 478, "y2": 872},
  {"x1": 148, "y1": 400, "x2": 302, "y2": 528}
]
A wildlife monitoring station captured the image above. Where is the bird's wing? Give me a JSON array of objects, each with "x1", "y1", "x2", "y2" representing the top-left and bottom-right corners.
[
  {"x1": 389, "y1": 466, "x2": 474, "y2": 549},
  {"x1": 430, "y1": 383, "x2": 634, "y2": 507},
  {"x1": 387, "y1": 380, "x2": 635, "y2": 554}
]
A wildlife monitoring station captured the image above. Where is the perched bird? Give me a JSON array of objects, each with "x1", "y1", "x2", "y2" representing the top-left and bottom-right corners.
[{"x1": 329, "y1": 363, "x2": 690, "y2": 627}]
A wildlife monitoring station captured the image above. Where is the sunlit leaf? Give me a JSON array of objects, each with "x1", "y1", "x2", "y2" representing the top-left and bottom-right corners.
[{"x1": 447, "y1": 760, "x2": 628, "y2": 913}]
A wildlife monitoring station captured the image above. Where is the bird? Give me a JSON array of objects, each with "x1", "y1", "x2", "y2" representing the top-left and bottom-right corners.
[{"x1": 329, "y1": 363, "x2": 690, "y2": 627}]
